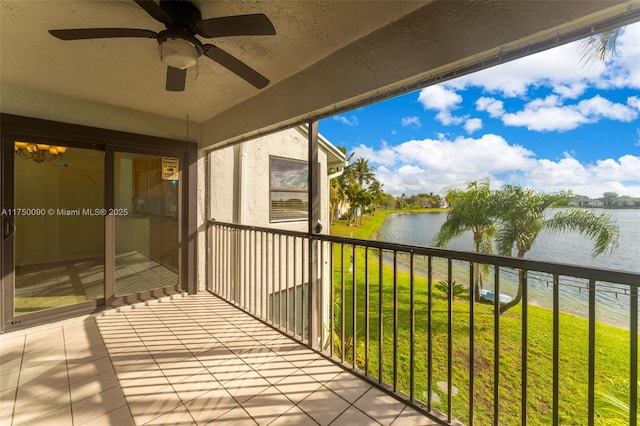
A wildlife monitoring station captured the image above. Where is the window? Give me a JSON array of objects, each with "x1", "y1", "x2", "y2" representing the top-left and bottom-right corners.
[{"x1": 270, "y1": 156, "x2": 308, "y2": 222}]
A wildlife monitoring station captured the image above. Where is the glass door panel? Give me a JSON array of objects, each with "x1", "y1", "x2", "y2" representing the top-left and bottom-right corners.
[
  {"x1": 14, "y1": 143, "x2": 105, "y2": 315},
  {"x1": 114, "y1": 152, "x2": 178, "y2": 296}
]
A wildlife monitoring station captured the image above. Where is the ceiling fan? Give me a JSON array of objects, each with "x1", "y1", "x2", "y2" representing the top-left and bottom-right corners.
[{"x1": 48, "y1": 0, "x2": 275, "y2": 91}]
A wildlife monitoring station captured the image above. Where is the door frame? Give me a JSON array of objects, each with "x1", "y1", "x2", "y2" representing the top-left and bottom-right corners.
[{"x1": 1, "y1": 114, "x2": 198, "y2": 331}]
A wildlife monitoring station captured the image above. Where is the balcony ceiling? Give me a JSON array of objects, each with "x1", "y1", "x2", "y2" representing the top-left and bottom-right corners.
[{"x1": 1, "y1": 1, "x2": 637, "y2": 149}]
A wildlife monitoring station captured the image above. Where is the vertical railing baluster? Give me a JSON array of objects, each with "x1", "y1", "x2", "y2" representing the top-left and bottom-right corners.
[
  {"x1": 588, "y1": 279, "x2": 596, "y2": 426},
  {"x1": 552, "y1": 274, "x2": 560, "y2": 426},
  {"x1": 221, "y1": 227, "x2": 226, "y2": 297},
  {"x1": 253, "y1": 230, "x2": 257, "y2": 315},
  {"x1": 447, "y1": 258, "x2": 453, "y2": 423},
  {"x1": 493, "y1": 266, "x2": 500, "y2": 425},
  {"x1": 213, "y1": 226, "x2": 217, "y2": 294},
  {"x1": 261, "y1": 232, "x2": 266, "y2": 319},
  {"x1": 227, "y1": 227, "x2": 231, "y2": 297},
  {"x1": 225, "y1": 227, "x2": 229, "y2": 298},
  {"x1": 341, "y1": 244, "x2": 346, "y2": 363},
  {"x1": 469, "y1": 262, "x2": 475, "y2": 425},
  {"x1": 285, "y1": 236, "x2": 290, "y2": 334},
  {"x1": 521, "y1": 270, "x2": 529, "y2": 426},
  {"x1": 410, "y1": 253, "x2": 415, "y2": 401},
  {"x1": 316, "y1": 238, "x2": 322, "y2": 346},
  {"x1": 244, "y1": 229, "x2": 249, "y2": 307},
  {"x1": 379, "y1": 248, "x2": 384, "y2": 384},
  {"x1": 329, "y1": 242, "x2": 334, "y2": 357},
  {"x1": 365, "y1": 247, "x2": 370, "y2": 377},
  {"x1": 352, "y1": 244, "x2": 357, "y2": 368},
  {"x1": 630, "y1": 285, "x2": 638, "y2": 426},
  {"x1": 278, "y1": 234, "x2": 283, "y2": 327},
  {"x1": 427, "y1": 255, "x2": 433, "y2": 410},
  {"x1": 393, "y1": 251, "x2": 398, "y2": 392},
  {"x1": 270, "y1": 233, "x2": 275, "y2": 324},
  {"x1": 293, "y1": 237, "x2": 298, "y2": 337},
  {"x1": 249, "y1": 230, "x2": 254, "y2": 311},
  {"x1": 302, "y1": 237, "x2": 307, "y2": 342}
]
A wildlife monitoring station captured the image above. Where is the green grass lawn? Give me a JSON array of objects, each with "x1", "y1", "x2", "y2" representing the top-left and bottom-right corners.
[{"x1": 329, "y1": 210, "x2": 636, "y2": 425}]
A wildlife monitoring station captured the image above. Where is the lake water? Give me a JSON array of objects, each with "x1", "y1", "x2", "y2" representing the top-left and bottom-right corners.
[{"x1": 377, "y1": 208, "x2": 640, "y2": 328}]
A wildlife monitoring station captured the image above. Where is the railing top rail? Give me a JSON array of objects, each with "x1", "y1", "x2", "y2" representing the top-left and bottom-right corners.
[
  {"x1": 208, "y1": 220, "x2": 640, "y2": 286},
  {"x1": 208, "y1": 219, "x2": 310, "y2": 239}
]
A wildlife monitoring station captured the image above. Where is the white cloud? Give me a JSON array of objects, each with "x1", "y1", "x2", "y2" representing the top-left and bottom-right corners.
[
  {"x1": 599, "y1": 23, "x2": 640, "y2": 89},
  {"x1": 464, "y1": 118, "x2": 483, "y2": 134},
  {"x1": 418, "y1": 85, "x2": 462, "y2": 110},
  {"x1": 553, "y1": 82, "x2": 588, "y2": 99},
  {"x1": 628, "y1": 96, "x2": 640, "y2": 111},
  {"x1": 502, "y1": 95, "x2": 639, "y2": 132},
  {"x1": 476, "y1": 97, "x2": 505, "y2": 118},
  {"x1": 528, "y1": 153, "x2": 640, "y2": 197},
  {"x1": 445, "y1": 22, "x2": 640, "y2": 96},
  {"x1": 333, "y1": 115, "x2": 358, "y2": 126},
  {"x1": 400, "y1": 116, "x2": 421, "y2": 127},
  {"x1": 435, "y1": 110, "x2": 465, "y2": 125},
  {"x1": 352, "y1": 136, "x2": 640, "y2": 198},
  {"x1": 417, "y1": 85, "x2": 469, "y2": 126},
  {"x1": 352, "y1": 141, "x2": 397, "y2": 167}
]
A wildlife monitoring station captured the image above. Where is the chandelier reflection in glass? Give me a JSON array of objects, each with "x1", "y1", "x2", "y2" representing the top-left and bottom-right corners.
[{"x1": 14, "y1": 142, "x2": 68, "y2": 163}]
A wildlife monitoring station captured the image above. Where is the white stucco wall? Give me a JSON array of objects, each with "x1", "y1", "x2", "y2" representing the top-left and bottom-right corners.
[{"x1": 208, "y1": 127, "x2": 330, "y2": 233}]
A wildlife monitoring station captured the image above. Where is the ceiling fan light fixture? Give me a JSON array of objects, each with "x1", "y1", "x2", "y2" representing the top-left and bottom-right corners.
[{"x1": 160, "y1": 37, "x2": 198, "y2": 69}]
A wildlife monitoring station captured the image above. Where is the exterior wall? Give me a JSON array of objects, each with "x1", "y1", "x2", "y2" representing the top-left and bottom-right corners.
[
  {"x1": 208, "y1": 127, "x2": 330, "y2": 234},
  {"x1": 206, "y1": 127, "x2": 337, "y2": 337}
]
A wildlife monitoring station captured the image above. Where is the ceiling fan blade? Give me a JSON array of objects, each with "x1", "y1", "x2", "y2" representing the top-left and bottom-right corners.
[
  {"x1": 134, "y1": 0, "x2": 173, "y2": 25},
  {"x1": 197, "y1": 14, "x2": 276, "y2": 38},
  {"x1": 166, "y1": 66, "x2": 187, "y2": 92},
  {"x1": 203, "y1": 44, "x2": 269, "y2": 89},
  {"x1": 49, "y1": 28, "x2": 157, "y2": 40}
]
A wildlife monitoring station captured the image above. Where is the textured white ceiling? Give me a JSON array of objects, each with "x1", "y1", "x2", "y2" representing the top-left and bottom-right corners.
[{"x1": 0, "y1": 0, "x2": 426, "y2": 123}]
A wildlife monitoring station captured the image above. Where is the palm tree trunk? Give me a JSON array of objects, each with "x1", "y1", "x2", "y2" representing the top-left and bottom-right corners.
[{"x1": 499, "y1": 250, "x2": 526, "y2": 314}]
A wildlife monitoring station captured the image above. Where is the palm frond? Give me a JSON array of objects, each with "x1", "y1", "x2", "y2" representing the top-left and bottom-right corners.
[
  {"x1": 545, "y1": 209, "x2": 620, "y2": 256},
  {"x1": 580, "y1": 29, "x2": 619, "y2": 65}
]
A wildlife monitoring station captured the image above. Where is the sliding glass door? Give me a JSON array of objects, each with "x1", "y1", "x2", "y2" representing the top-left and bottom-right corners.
[
  {"x1": 13, "y1": 143, "x2": 105, "y2": 316},
  {"x1": 114, "y1": 152, "x2": 179, "y2": 297},
  {"x1": 1, "y1": 115, "x2": 195, "y2": 330}
]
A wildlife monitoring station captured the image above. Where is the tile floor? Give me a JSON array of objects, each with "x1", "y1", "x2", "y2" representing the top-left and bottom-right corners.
[
  {"x1": 1, "y1": 292, "x2": 440, "y2": 425},
  {"x1": 13, "y1": 252, "x2": 177, "y2": 315}
]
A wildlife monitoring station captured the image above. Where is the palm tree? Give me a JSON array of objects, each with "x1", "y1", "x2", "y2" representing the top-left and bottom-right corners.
[
  {"x1": 351, "y1": 157, "x2": 376, "y2": 186},
  {"x1": 495, "y1": 185, "x2": 619, "y2": 313},
  {"x1": 433, "y1": 181, "x2": 497, "y2": 298},
  {"x1": 367, "y1": 179, "x2": 385, "y2": 214}
]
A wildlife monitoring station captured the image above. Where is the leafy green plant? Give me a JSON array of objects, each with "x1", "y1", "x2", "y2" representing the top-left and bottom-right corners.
[
  {"x1": 435, "y1": 280, "x2": 468, "y2": 300},
  {"x1": 595, "y1": 379, "x2": 636, "y2": 424}
]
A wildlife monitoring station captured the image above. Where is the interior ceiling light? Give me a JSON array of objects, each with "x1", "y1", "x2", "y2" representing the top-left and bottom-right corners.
[
  {"x1": 159, "y1": 35, "x2": 199, "y2": 70},
  {"x1": 14, "y1": 142, "x2": 67, "y2": 163}
]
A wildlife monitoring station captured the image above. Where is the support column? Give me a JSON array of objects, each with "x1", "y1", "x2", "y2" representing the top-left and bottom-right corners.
[{"x1": 308, "y1": 121, "x2": 320, "y2": 349}]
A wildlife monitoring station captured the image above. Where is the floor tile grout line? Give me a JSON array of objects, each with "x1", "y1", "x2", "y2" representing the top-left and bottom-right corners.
[
  {"x1": 8, "y1": 334, "x2": 27, "y2": 426},
  {"x1": 120, "y1": 302, "x2": 203, "y2": 425},
  {"x1": 85, "y1": 316, "x2": 136, "y2": 423},
  {"x1": 61, "y1": 326, "x2": 74, "y2": 425},
  {"x1": 99, "y1": 308, "x2": 166, "y2": 425},
  {"x1": 162, "y1": 296, "x2": 309, "y2": 425}
]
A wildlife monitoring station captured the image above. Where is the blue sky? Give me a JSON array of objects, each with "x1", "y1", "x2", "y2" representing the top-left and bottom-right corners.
[{"x1": 319, "y1": 23, "x2": 640, "y2": 198}]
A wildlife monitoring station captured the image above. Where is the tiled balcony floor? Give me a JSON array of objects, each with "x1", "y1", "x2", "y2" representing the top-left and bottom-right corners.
[{"x1": 1, "y1": 292, "x2": 438, "y2": 425}]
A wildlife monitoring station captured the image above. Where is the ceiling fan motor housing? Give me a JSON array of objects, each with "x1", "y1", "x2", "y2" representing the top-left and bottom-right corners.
[{"x1": 159, "y1": 0, "x2": 201, "y2": 33}]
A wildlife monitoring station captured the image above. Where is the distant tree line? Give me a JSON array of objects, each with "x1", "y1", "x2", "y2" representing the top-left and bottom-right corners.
[
  {"x1": 560, "y1": 192, "x2": 640, "y2": 208},
  {"x1": 329, "y1": 150, "x2": 447, "y2": 226}
]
